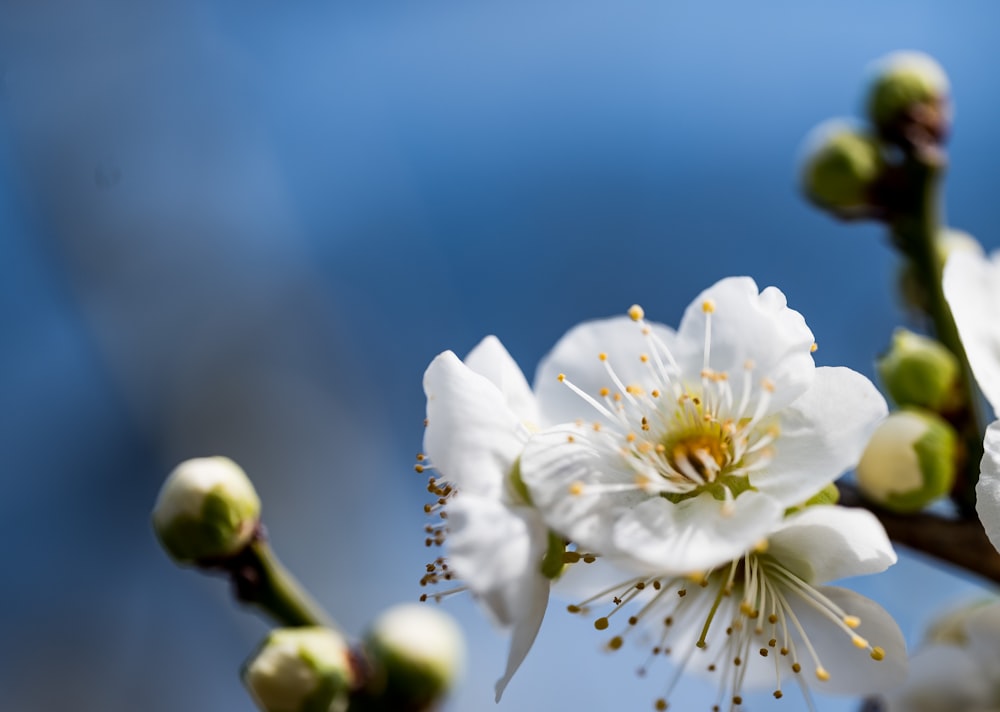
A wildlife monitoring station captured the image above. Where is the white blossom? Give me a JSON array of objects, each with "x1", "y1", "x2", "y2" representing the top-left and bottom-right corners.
[{"x1": 520, "y1": 276, "x2": 887, "y2": 574}]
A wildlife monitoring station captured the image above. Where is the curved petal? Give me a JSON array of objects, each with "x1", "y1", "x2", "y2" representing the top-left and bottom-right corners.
[
  {"x1": 611, "y1": 491, "x2": 784, "y2": 573},
  {"x1": 464, "y1": 336, "x2": 539, "y2": 427},
  {"x1": 766, "y1": 506, "x2": 896, "y2": 584},
  {"x1": 494, "y1": 571, "x2": 549, "y2": 701},
  {"x1": 780, "y1": 586, "x2": 906, "y2": 695},
  {"x1": 944, "y1": 250, "x2": 1000, "y2": 414},
  {"x1": 882, "y1": 644, "x2": 990, "y2": 712},
  {"x1": 756, "y1": 366, "x2": 888, "y2": 507},
  {"x1": 976, "y1": 421, "x2": 1000, "y2": 555},
  {"x1": 446, "y1": 495, "x2": 548, "y2": 624},
  {"x1": 423, "y1": 351, "x2": 526, "y2": 498},
  {"x1": 533, "y1": 316, "x2": 678, "y2": 428},
  {"x1": 676, "y1": 277, "x2": 816, "y2": 413}
]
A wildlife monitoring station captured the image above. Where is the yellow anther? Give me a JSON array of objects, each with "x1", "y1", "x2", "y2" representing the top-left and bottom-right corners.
[
  {"x1": 811, "y1": 342, "x2": 819, "y2": 353},
  {"x1": 651, "y1": 389, "x2": 660, "y2": 398},
  {"x1": 871, "y1": 646, "x2": 885, "y2": 661},
  {"x1": 843, "y1": 615, "x2": 861, "y2": 629},
  {"x1": 851, "y1": 635, "x2": 869, "y2": 649},
  {"x1": 569, "y1": 482, "x2": 586, "y2": 496},
  {"x1": 594, "y1": 617, "x2": 609, "y2": 631},
  {"x1": 566, "y1": 604, "x2": 582, "y2": 613},
  {"x1": 753, "y1": 539, "x2": 769, "y2": 553},
  {"x1": 599, "y1": 387, "x2": 610, "y2": 397},
  {"x1": 566, "y1": 435, "x2": 575, "y2": 443},
  {"x1": 414, "y1": 464, "x2": 425, "y2": 473},
  {"x1": 685, "y1": 571, "x2": 707, "y2": 584},
  {"x1": 640, "y1": 353, "x2": 649, "y2": 363},
  {"x1": 613, "y1": 392, "x2": 622, "y2": 402},
  {"x1": 702, "y1": 299, "x2": 716, "y2": 313},
  {"x1": 557, "y1": 373, "x2": 566, "y2": 382},
  {"x1": 762, "y1": 378, "x2": 776, "y2": 393},
  {"x1": 608, "y1": 635, "x2": 624, "y2": 650},
  {"x1": 593, "y1": 422, "x2": 602, "y2": 431},
  {"x1": 628, "y1": 304, "x2": 645, "y2": 321},
  {"x1": 626, "y1": 433, "x2": 637, "y2": 443},
  {"x1": 739, "y1": 602, "x2": 755, "y2": 616},
  {"x1": 599, "y1": 352, "x2": 608, "y2": 361},
  {"x1": 815, "y1": 667, "x2": 830, "y2": 682}
]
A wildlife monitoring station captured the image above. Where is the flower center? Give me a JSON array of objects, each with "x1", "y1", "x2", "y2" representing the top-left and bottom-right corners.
[{"x1": 666, "y1": 429, "x2": 732, "y2": 483}]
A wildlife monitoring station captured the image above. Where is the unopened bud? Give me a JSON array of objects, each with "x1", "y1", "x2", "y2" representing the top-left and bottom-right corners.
[
  {"x1": 856, "y1": 410, "x2": 956, "y2": 513},
  {"x1": 364, "y1": 603, "x2": 464, "y2": 709},
  {"x1": 152, "y1": 456, "x2": 261, "y2": 563},
  {"x1": 864, "y1": 51, "x2": 950, "y2": 145},
  {"x1": 800, "y1": 121, "x2": 884, "y2": 214},
  {"x1": 243, "y1": 627, "x2": 355, "y2": 712},
  {"x1": 878, "y1": 329, "x2": 960, "y2": 413}
]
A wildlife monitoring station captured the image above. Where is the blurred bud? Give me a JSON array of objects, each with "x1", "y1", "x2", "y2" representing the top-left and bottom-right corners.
[
  {"x1": 878, "y1": 328, "x2": 961, "y2": 412},
  {"x1": 898, "y1": 229, "x2": 984, "y2": 312},
  {"x1": 364, "y1": 603, "x2": 464, "y2": 709},
  {"x1": 864, "y1": 51, "x2": 951, "y2": 145},
  {"x1": 243, "y1": 627, "x2": 355, "y2": 712},
  {"x1": 856, "y1": 410, "x2": 956, "y2": 513},
  {"x1": 152, "y1": 456, "x2": 261, "y2": 563},
  {"x1": 800, "y1": 120, "x2": 884, "y2": 214}
]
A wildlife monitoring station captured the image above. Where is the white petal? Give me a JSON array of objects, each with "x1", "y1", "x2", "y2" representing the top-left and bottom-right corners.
[
  {"x1": 464, "y1": 336, "x2": 540, "y2": 427},
  {"x1": 882, "y1": 644, "x2": 990, "y2": 712},
  {"x1": 423, "y1": 351, "x2": 525, "y2": 498},
  {"x1": 446, "y1": 495, "x2": 548, "y2": 625},
  {"x1": 611, "y1": 491, "x2": 784, "y2": 573},
  {"x1": 783, "y1": 586, "x2": 906, "y2": 695},
  {"x1": 757, "y1": 366, "x2": 888, "y2": 506},
  {"x1": 766, "y1": 506, "x2": 896, "y2": 584},
  {"x1": 963, "y1": 602, "x2": 1000, "y2": 676},
  {"x1": 494, "y1": 572, "x2": 549, "y2": 701},
  {"x1": 976, "y1": 421, "x2": 1000, "y2": 555},
  {"x1": 944, "y1": 250, "x2": 1000, "y2": 414},
  {"x1": 520, "y1": 425, "x2": 649, "y2": 557},
  {"x1": 676, "y1": 277, "x2": 815, "y2": 412},
  {"x1": 533, "y1": 316, "x2": 678, "y2": 427}
]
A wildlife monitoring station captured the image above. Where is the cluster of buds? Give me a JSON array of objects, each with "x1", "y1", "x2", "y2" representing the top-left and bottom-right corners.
[
  {"x1": 800, "y1": 51, "x2": 951, "y2": 219},
  {"x1": 153, "y1": 458, "x2": 464, "y2": 712}
]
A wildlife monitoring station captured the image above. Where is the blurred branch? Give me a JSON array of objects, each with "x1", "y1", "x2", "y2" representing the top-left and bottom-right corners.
[{"x1": 839, "y1": 481, "x2": 1000, "y2": 585}]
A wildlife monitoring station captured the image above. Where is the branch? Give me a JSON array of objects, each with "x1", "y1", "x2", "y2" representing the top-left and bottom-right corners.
[{"x1": 838, "y1": 482, "x2": 1000, "y2": 585}]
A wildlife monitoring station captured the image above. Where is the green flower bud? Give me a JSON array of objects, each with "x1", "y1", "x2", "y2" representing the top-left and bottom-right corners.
[
  {"x1": 243, "y1": 627, "x2": 355, "y2": 712},
  {"x1": 864, "y1": 51, "x2": 950, "y2": 144},
  {"x1": 152, "y1": 456, "x2": 261, "y2": 563},
  {"x1": 363, "y1": 604, "x2": 464, "y2": 709},
  {"x1": 856, "y1": 410, "x2": 956, "y2": 513},
  {"x1": 877, "y1": 328, "x2": 960, "y2": 412},
  {"x1": 800, "y1": 120, "x2": 884, "y2": 214}
]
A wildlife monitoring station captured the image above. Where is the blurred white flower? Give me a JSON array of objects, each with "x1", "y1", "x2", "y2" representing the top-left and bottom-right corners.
[
  {"x1": 565, "y1": 506, "x2": 904, "y2": 711},
  {"x1": 419, "y1": 336, "x2": 551, "y2": 701},
  {"x1": 881, "y1": 600, "x2": 1000, "y2": 712},
  {"x1": 520, "y1": 277, "x2": 887, "y2": 574},
  {"x1": 943, "y1": 250, "x2": 1000, "y2": 552}
]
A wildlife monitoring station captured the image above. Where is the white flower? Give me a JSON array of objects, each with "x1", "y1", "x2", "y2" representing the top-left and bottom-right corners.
[
  {"x1": 419, "y1": 336, "x2": 551, "y2": 701},
  {"x1": 564, "y1": 506, "x2": 904, "y2": 711},
  {"x1": 520, "y1": 276, "x2": 888, "y2": 574},
  {"x1": 943, "y1": 250, "x2": 1000, "y2": 551},
  {"x1": 881, "y1": 600, "x2": 1000, "y2": 712}
]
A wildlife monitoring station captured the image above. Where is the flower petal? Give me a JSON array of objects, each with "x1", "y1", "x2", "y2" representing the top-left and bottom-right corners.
[
  {"x1": 533, "y1": 316, "x2": 678, "y2": 427},
  {"x1": 782, "y1": 586, "x2": 906, "y2": 695},
  {"x1": 756, "y1": 366, "x2": 888, "y2": 507},
  {"x1": 766, "y1": 505, "x2": 896, "y2": 584},
  {"x1": 944, "y1": 250, "x2": 1000, "y2": 414},
  {"x1": 611, "y1": 491, "x2": 784, "y2": 573},
  {"x1": 676, "y1": 277, "x2": 815, "y2": 412},
  {"x1": 423, "y1": 351, "x2": 526, "y2": 498},
  {"x1": 494, "y1": 570, "x2": 549, "y2": 702},
  {"x1": 464, "y1": 335, "x2": 540, "y2": 427},
  {"x1": 977, "y1": 421, "x2": 1000, "y2": 555},
  {"x1": 882, "y1": 644, "x2": 992, "y2": 712}
]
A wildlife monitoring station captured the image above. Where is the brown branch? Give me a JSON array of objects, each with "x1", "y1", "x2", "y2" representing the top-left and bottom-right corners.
[{"x1": 838, "y1": 482, "x2": 1000, "y2": 586}]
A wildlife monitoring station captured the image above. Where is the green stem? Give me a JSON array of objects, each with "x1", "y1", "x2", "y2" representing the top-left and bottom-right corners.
[
  {"x1": 245, "y1": 539, "x2": 336, "y2": 629},
  {"x1": 890, "y1": 155, "x2": 984, "y2": 517}
]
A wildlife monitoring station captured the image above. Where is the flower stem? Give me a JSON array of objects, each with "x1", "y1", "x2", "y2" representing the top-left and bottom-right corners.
[
  {"x1": 889, "y1": 153, "x2": 984, "y2": 517},
  {"x1": 244, "y1": 539, "x2": 335, "y2": 628}
]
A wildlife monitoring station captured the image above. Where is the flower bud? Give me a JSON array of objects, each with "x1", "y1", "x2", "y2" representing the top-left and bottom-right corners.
[
  {"x1": 363, "y1": 603, "x2": 464, "y2": 709},
  {"x1": 864, "y1": 51, "x2": 950, "y2": 144},
  {"x1": 243, "y1": 627, "x2": 355, "y2": 712},
  {"x1": 800, "y1": 120, "x2": 884, "y2": 214},
  {"x1": 152, "y1": 456, "x2": 261, "y2": 563},
  {"x1": 856, "y1": 410, "x2": 956, "y2": 513},
  {"x1": 877, "y1": 329, "x2": 961, "y2": 412}
]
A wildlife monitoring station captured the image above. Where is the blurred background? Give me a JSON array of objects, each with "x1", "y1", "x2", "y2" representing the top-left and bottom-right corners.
[{"x1": 1, "y1": 1, "x2": 998, "y2": 710}]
